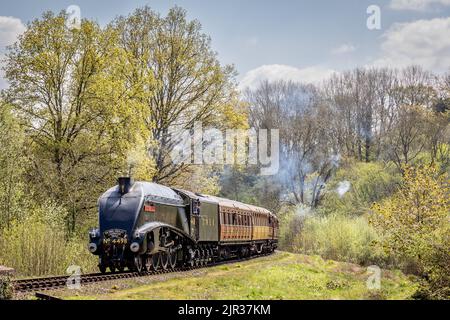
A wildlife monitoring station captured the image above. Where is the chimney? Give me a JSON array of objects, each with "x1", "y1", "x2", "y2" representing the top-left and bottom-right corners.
[{"x1": 118, "y1": 177, "x2": 134, "y2": 195}]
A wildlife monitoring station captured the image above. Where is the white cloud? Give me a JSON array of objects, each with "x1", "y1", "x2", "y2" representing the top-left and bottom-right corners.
[
  {"x1": 0, "y1": 16, "x2": 25, "y2": 89},
  {"x1": 239, "y1": 64, "x2": 336, "y2": 91},
  {"x1": 390, "y1": 0, "x2": 450, "y2": 11},
  {"x1": 372, "y1": 17, "x2": 450, "y2": 71},
  {"x1": 331, "y1": 43, "x2": 356, "y2": 55},
  {"x1": 0, "y1": 16, "x2": 25, "y2": 49}
]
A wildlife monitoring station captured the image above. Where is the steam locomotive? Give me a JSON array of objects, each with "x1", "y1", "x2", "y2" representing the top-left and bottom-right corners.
[{"x1": 88, "y1": 177, "x2": 279, "y2": 273}]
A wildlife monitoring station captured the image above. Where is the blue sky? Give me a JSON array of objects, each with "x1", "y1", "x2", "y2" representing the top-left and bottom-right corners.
[{"x1": 1, "y1": 0, "x2": 450, "y2": 89}]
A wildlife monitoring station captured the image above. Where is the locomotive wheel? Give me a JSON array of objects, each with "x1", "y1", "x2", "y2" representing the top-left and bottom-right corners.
[
  {"x1": 134, "y1": 255, "x2": 143, "y2": 273},
  {"x1": 160, "y1": 251, "x2": 169, "y2": 270},
  {"x1": 109, "y1": 265, "x2": 116, "y2": 273},
  {"x1": 144, "y1": 255, "x2": 152, "y2": 271},
  {"x1": 152, "y1": 253, "x2": 160, "y2": 271},
  {"x1": 256, "y1": 244, "x2": 263, "y2": 254},
  {"x1": 168, "y1": 250, "x2": 177, "y2": 269},
  {"x1": 99, "y1": 264, "x2": 107, "y2": 274},
  {"x1": 194, "y1": 249, "x2": 200, "y2": 266},
  {"x1": 201, "y1": 249, "x2": 207, "y2": 266}
]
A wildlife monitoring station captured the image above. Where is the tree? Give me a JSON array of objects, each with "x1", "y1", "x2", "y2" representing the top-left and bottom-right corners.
[
  {"x1": 370, "y1": 165, "x2": 450, "y2": 299},
  {"x1": 2, "y1": 11, "x2": 143, "y2": 232},
  {"x1": 246, "y1": 80, "x2": 338, "y2": 208},
  {"x1": 384, "y1": 105, "x2": 432, "y2": 169},
  {"x1": 0, "y1": 102, "x2": 25, "y2": 229},
  {"x1": 113, "y1": 6, "x2": 242, "y2": 184}
]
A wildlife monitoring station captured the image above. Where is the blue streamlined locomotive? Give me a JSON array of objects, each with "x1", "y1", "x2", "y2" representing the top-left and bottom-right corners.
[{"x1": 88, "y1": 177, "x2": 279, "y2": 273}]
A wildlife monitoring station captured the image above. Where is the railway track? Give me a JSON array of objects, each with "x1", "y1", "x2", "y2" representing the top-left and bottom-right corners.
[{"x1": 13, "y1": 252, "x2": 273, "y2": 293}]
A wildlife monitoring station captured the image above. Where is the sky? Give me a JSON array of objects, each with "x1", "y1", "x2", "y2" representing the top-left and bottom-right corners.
[{"x1": 0, "y1": 0, "x2": 450, "y2": 90}]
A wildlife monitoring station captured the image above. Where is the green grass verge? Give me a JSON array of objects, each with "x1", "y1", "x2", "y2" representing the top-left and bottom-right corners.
[{"x1": 61, "y1": 252, "x2": 417, "y2": 300}]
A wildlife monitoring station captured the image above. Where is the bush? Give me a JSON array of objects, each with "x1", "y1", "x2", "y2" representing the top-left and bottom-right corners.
[
  {"x1": 0, "y1": 201, "x2": 97, "y2": 276},
  {"x1": 318, "y1": 161, "x2": 401, "y2": 216},
  {"x1": 292, "y1": 213, "x2": 385, "y2": 266},
  {"x1": 370, "y1": 165, "x2": 450, "y2": 299},
  {"x1": 0, "y1": 276, "x2": 13, "y2": 300},
  {"x1": 278, "y1": 205, "x2": 386, "y2": 266},
  {"x1": 278, "y1": 206, "x2": 306, "y2": 252}
]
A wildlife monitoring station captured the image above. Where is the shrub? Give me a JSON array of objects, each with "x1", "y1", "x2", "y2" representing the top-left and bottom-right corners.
[
  {"x1": 370, "y1": 165, "x2": 450, "y2": 299},
  {"x1": 0, "y1": 201, "x2": 97, "y2": 276},
  {"x1": 0, "y1": 276, "x2": 13, "y2": 300},
  {"x1": 278, "y1": 205, "x2": 386, "y2": 266},
  {"x1": 318, "y1": 162, "x2": 401, "y2": 216},
  {"x1": 292, "y1": 213, "x2": 385, "y2": 266},
  {"x1": 278, "y1": 206, "x2": 306, "y2": 252}
]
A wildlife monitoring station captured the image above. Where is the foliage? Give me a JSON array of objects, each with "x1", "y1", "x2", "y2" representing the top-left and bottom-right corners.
[
  {"x1": 112, "y1": 6, "x2": 244, "y2": 184},
  {"x1": 2, "y1": 11, "x2": 148, "y2": 233},
  {"x1": 0, "y1": 201, "x2": 97, "y2": 276},
  {"x1": 0, "y1": 103, "x2": 26, "y2": 229},
  {"x1": 290, "y1": 213, "x2": 385, "y2": 266},
  {"x1": 370, "y1": 165, "x2": 450, "y2": 299},
  {"x1": 318, "y1": 161, "x2": 402, "y2": 216},
  {"x1": 246, "y1": 81, "x2": 338, "y2": 208},
  {"x1": 0, "y1": 276, "x2": 14, "y2": 300}
]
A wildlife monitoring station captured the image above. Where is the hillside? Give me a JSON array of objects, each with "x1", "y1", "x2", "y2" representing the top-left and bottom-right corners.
[{"x1": 41, "y1": 252, "x2": 417, "y2": 300}]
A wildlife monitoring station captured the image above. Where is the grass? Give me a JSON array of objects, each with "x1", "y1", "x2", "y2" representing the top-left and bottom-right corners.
[{"x1": 57, "y1": 251, "x2": 417, "y2": 300}]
